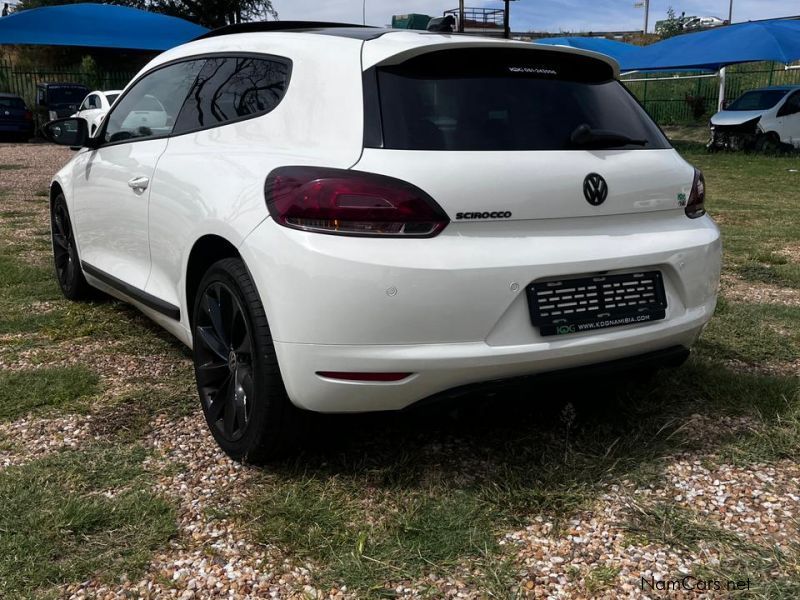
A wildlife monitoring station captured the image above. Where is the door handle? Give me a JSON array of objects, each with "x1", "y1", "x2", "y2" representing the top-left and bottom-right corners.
[{"x1": 128, "y1": 176, "x2": 149, "y2": 193}]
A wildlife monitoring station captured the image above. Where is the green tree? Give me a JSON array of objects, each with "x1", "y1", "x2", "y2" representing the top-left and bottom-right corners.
[
  {"x1": 655, "y1": 7, "x2": 685, "y2": 39},
  {"x1": 149, "y1": 0, "x2": 277, "y2": 28}
]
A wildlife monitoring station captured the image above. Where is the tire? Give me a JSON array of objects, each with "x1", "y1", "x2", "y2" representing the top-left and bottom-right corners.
[
  {"x1": 192, "y1": 258, "x2": 298, "y2": 462},
  {"x1": 51, "y1": 194, "x2": 92, "y2": 300},
  {"x1": 755, "y1": 133, "x2": 782, "y2": 154}
]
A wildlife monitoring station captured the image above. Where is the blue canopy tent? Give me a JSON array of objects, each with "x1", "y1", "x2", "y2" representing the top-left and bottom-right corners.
[
  {"x1": 0, "y1": 3, "x2": 208, "y2": 51},
  {"x1": 535, "y1": 19, "x2": 800, "y2": 110},
  {"x1": 629, "y1": 18, "x2": 800, "y2": 72},
  {"x1": 534, "y1": 36, "x2": 643, "y2": 72}
]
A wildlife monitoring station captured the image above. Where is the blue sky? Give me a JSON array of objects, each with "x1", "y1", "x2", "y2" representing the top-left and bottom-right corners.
[{"x1": 277, "y1": 1, "x2": 798, "y2": 32}]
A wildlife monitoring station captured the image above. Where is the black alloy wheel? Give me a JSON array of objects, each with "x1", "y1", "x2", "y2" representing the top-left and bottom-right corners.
[
  {"x1": 192, "y1": 258, "x2": 297, "y2": 462},
  {"x1": 51, "y1": 194, "x2": 91, "y2": 300},
  {"x1": 194, "y1": 280, "x2": 255, "y2": 442}
]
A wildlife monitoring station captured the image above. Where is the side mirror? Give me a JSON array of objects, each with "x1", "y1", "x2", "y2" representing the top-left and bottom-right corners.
[{"x1": 42, "y1": 118, "x2": 99, "y2": 149}]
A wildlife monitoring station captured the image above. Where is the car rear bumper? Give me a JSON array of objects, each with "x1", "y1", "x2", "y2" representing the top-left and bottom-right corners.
[
  {"x1": 274, "y1": 306, "x2": 708, "y2": 412},
  {"x1": 241, "y1": 210, "x2": 721, "y2": 412}
]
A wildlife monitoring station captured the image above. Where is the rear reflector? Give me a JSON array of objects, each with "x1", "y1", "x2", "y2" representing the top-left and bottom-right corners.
[
  {"x1": 316, "y1": 371, "x2": 412, "y2": 382},
  {"x1": 265, "y1": 166, "x2": 449, "y2": 237}
]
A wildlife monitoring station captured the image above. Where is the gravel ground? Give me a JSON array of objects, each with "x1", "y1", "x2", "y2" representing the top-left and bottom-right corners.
[{"x1": 1, "y1": 143, "x2": 799, "y2": 599}]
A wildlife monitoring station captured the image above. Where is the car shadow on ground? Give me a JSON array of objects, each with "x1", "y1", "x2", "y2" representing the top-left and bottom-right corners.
[{"x1": 263, "y1": 359, "x2": 796, "y2": 502}]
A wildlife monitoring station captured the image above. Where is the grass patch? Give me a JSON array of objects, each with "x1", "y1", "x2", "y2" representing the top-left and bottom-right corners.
[
  {"x1": 0, "y1": 163, "x2": 24, "y2": 171},
  {"x1": 242, "y1": 358, "x2": 798, "y2": 595},
  {"x1": 0, "y1": 366, "x2": 100, "y2": 421},
  {"x1": 698, "y1": 298, "x2": 800, "y2": 365},
  {"x1": 0, "y1": 445, "x2": 177, "y2": 598},
  {"x1": 247, "y1": 475, "x2": 499, "y2": 595}
]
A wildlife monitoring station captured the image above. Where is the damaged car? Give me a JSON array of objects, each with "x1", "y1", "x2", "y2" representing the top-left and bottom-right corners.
[{"x1": 709, "y1": 85, "x2": 800, "y2": 152}]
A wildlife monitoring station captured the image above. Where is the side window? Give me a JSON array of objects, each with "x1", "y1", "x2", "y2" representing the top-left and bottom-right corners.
[
  {"x1": 102, "y1": 60, "x2": 203, "y2": 144},
  {"x1": 173, "y1": 56, "x2": 290, "y2": 134},
  {"x1": 782, "y1": 92, "x2": 800, "y2": 116},
  {"x1": 88, "y1": 94, "x2": 101, "y2": 109}
]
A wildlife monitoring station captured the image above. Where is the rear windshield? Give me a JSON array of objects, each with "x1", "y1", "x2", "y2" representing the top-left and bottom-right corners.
[
  {"x1": 106, "y1": 93, "x2": 120, "y2": 105},
  {"x1": 0, "y1": 97, "x2": 25, "y2": 109},
  {"x1": 373, "y1": 48, "x2": 669, "y2": 151},
  {"x1": 727, "y1": 89, "x2": 788, "y2": 111}
]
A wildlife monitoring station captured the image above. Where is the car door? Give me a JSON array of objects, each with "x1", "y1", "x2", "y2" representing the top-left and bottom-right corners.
[
  {"x1": 71, "y1": 60, "x2": 204, "y2": 290},
  {"x1": 774, "y1": 91, "x2": 800, "y2": 146}
]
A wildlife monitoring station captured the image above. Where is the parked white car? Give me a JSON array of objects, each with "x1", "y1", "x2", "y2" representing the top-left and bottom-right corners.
[
  {"x1": 72, "y1": 89, "x2": 121, "y2": 136},
  {"x1": 709, "y1": 85, "x2": 800, "y2": 151},
  {"x1": 44, "y1": 24, "x2": 721, "y2": 461},
  {"x1": 683, "y1": 16, "x2": 726, "y2": 31}
]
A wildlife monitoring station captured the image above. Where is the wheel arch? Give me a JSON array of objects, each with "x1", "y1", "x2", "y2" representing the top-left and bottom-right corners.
[
  {"x1": 49, "y1": 181, "x2": 64, "y2": 211},
  {"x1": 185, "y1": 234, "x2": 242, "y2": 328}
]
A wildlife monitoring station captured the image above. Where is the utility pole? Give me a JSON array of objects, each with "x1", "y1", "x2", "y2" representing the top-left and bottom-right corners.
[
  {"x1": 728, "y1": 0, "x2": 734, "y2": 23},
  {"x1": 458, "y1": 0, "x2": 465, "y2": 32},
  {"x1": 504, "y1": 0, "x2": 510, "y2": 39},
  {"x1": 635, "y1": 0, "x2": 651, "y2": 33}
]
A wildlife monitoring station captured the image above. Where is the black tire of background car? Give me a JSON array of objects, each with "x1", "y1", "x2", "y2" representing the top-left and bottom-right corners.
[
  {"x1": 51, "y1": 194, "x2": 93, "y2": 301},
  {"x1": 192, "y1": 258, "x2": 299, "y2": 462},
  {"x1": 755, "y1": 132, "x2": 785, "y2": 155}
]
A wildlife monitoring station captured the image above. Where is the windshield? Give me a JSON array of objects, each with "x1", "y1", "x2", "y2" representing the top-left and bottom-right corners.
[
  {"x1": 0, "y1": 97, "x2": 25, "y2": 109},
  {"x1": 47, "y1": 87, "x2": 89, "y2": 105},
  {"x1": 374, "y1": 48, "x2": 669, "y2": 151},
  {"x1": 727, "y1": 90, "x2": 789, "y2": 111}
]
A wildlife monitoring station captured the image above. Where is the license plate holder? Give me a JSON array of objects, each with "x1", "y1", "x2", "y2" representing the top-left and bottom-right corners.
[{"x1": 526, "y1": 271, "x2": 667, "y2": 337}]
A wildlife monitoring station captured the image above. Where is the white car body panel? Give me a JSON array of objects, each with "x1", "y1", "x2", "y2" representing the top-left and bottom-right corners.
[{"x1": 50, "y1": 28, "x2": 722, "y2": 414}]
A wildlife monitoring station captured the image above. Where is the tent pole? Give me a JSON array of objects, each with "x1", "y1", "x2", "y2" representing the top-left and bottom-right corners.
[{"x1": 717, "y1": 67, "x2": 727, "y2": 111}]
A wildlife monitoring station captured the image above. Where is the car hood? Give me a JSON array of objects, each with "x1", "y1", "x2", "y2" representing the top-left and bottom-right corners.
[{"x1": 710, "y1": 110, "x2": 765, "y2": 126}]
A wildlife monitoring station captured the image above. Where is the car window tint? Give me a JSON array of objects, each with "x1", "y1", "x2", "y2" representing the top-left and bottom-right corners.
[
  {"x1": 374, "y1": 48, "x2": 669, "y2": 151},
  {"x1": 783, "y1": 92, "x2": 800, "y2": 113},
  {"x1": 173, "y1": 56, "x2": 290, "y2": 133},
  {"x1": 0, "y1": 97, "x2": 25, "y2": 109},
  {"x1": 727, "y1": 90, "x2": 788, "y2": 111},
  {"x1": 103, "y1": 60, "x2": 203, "y2": 144}
]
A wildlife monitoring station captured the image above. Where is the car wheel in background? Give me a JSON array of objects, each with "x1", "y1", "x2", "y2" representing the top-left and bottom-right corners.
[
  {"x1": 51, "y1": 194, "x2": 92, "y2": 300},
  {"x1": 755, "y1": 133, "x2": 784, "y2": 154},
  {"x1": 192, "y1": 258, "x2": 297, "y2": 462}
]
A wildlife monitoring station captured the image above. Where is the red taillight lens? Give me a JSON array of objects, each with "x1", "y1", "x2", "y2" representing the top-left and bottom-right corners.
[
  {"x1": 316, "y1": 371, "x2": 412, "y2": 382},
  {"x1": 265, "y1": 166, "x2": 449, "y2": 237},
  {"x1": 685, "y1": 168, "x2": 706, "y2": 219},
  {"x1": 24, "y1": 110, "x2": 33, "y2": 121}
]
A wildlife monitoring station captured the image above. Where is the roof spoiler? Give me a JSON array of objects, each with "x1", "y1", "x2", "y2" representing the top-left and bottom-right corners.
[{"x1": 194, "y1": 21, "x2": 376, "y2": 41}]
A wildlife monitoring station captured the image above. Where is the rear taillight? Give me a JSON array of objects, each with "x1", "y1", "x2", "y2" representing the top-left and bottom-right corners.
[
  {"x1": 24, "y1": 110, "x2": 33, "y2": 121},
  {"x1": 265, "y1": 166, "x2": 449, "y2": 237},
  {"x1": 685, "y1": 168, "x2": 706, "y2": 219}
]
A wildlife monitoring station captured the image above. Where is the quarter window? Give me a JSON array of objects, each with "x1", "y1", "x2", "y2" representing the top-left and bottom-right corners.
[
  {"x1": 173, "y1": 56, "x2": 290, "y2": 134},
  {"x1": 102, "y1": 60, "x2": 203, "y2": 144}
]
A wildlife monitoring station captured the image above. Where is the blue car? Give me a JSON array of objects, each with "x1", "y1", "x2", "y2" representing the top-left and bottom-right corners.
[{"x1": 0, "y1": 93, "x2": 34, "y2": 142}]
